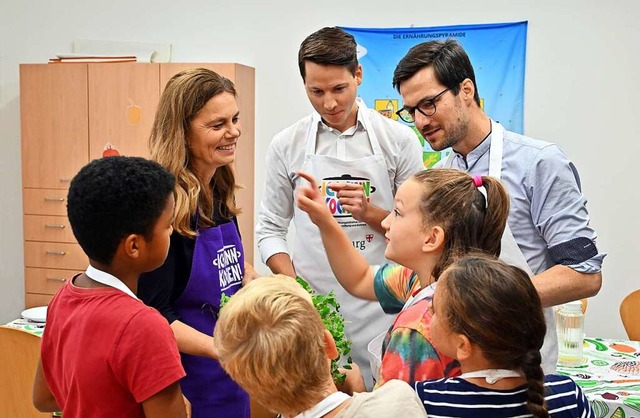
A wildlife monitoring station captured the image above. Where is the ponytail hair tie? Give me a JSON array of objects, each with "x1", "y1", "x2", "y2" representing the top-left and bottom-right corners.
[{"x1": 472, "y1": 175, "x2": 488, "y2": 208}]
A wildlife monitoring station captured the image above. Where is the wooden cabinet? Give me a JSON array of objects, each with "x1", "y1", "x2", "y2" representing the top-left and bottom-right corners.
[{"x1": 20, "y1": 63, "x2": 255, "y2": 307}]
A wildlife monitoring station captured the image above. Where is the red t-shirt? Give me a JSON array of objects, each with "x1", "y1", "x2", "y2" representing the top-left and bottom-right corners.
[{"x1": 41, "y1": 278, "x2": 186, "y2": 418}]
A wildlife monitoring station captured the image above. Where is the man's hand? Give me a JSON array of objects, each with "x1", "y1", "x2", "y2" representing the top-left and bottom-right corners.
[{"x1": 329, "y1": 183, "x2": 370, "y2": 222}]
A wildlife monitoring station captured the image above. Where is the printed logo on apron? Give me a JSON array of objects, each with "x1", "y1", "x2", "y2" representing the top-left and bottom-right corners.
[
  {"x1": 320, "y1": 173, "x2": 379, "y2": 251},
  {"x1": 213, "y1": 244, "x2": 243, "y2": 291}
]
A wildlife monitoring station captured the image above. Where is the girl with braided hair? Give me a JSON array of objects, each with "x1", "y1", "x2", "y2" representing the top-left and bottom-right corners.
[{"x1": 416, "y1": 254, "x2": 593, "y2": 417}]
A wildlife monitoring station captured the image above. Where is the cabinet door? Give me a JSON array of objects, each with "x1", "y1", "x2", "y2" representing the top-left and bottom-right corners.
[
  {"x1": 88, "y1": 63, "x2": 160, "y2": 160},
  {"x1": 159, "y1": 64, "x2": 255, "y2": 263},
  {"x1": 20, "y1": 64, "x2": 89, "y2": 189}
]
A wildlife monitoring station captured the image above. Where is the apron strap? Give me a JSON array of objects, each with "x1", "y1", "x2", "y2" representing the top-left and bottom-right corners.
[{"x1": 488, "y1": 120, "x2": 504, "y2": 180}]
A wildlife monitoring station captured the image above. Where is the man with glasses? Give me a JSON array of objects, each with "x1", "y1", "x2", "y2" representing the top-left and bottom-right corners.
[
  {"x1": 256, "y1": 27, "x2": 423, "y2": 389},
  {"x1": 393, "y1": 39, "x2": 605, "y2": 373}
]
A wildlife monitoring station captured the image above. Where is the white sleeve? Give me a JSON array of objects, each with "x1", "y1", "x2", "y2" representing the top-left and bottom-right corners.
[{"x1": 256, "y1": 137, "x2": 295, "y2": 263}]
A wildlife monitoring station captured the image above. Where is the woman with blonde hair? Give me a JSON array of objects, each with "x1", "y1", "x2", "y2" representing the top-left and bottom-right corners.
[{"x1": 139, "y1": 68, "x2": 255, "y2": 418}]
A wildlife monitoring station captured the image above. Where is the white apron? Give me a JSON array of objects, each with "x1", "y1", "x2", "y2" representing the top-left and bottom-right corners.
[
  {"x1": 444, "y1": 119, "x2": 558, "y2": 374},
  {"x1": 292, "y1": 99, "x2": 395, "y2": 389}
]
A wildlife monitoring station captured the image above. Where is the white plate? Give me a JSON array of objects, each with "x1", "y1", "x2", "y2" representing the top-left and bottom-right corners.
[{"x1": 21, "y1": 306, "x2": 47, "y2": 323}]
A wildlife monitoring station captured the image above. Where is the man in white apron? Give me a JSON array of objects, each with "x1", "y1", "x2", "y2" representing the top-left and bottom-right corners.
[
  {"x1": 391, "y1": 39, "x2": 605, "y2": 374},
  {"x1": 256, "y1": 27, "x2": 424, "y2": 389}
]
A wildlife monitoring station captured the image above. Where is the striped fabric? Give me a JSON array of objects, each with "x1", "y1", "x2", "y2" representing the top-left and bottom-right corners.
[{"x1": 415, "y1": 374, "x2": 594, "y2": 417}]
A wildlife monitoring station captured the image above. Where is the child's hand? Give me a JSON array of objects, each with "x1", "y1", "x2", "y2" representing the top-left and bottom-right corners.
[
  {"x1": 295, "y1": 172, "x2": 332, "y2": 227},
  {"x1": 183, "y1": 395, "x2": 192, "y2": 418},
  {"x1": 242, "y1": 261, "x2": 260, "y2": 286},
  {"x1": 336, "y1": 363, "x2": 366, "y2": 395}
]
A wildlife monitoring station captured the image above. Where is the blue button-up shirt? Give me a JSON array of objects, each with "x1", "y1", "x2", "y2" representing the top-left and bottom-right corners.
[{"x1": 444, "y1": 125, "x2": 605, "y2": 275}]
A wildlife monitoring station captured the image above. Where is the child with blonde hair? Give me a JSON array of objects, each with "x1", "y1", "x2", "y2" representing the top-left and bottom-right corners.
[
  {"x1": 416, "y1": 254, "x2": 593, "y2": 417},
  {"x1": 214, "y1": 276, "x2": 426, "y2": 418}
]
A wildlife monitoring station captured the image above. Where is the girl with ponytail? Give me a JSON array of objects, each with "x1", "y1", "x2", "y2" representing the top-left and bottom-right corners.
[
  {"x1": 417, "y1": 254, "x2": 592, "y2": 417},
  {"x1": 296, "y1": 168, "x2": 509, "y2": 388}
]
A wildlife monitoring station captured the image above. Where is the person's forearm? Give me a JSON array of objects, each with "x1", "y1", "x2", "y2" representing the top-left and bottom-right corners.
[
  {"x1": 361, "y1": 205, "x2": 388, "y2": 235},
  {"x1": 33, "y1": 360, "x2": 60, "y2": 412},
  {"x1": 531, "y1": 265, "x2": 602, "y2": 307},
  {"x1": 170, "y1": 320, "x2": 217, "y2": 360},
  {"x1": 315, "y1": 215, "x2": 377, "y2": 300},
  {"x1": 266, "y1": 252, "x2": 296, "y2": 277}
]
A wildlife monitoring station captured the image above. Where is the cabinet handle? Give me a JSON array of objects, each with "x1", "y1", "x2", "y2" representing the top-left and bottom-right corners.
[
  {"x1": 44, "y1": 197, "x2": 65, "y2": 202},
  {"x1": 45, "y1": 251, "x2": 66, "y2": 256},
  {"x1": 59, "y1": 178, "x2": 71, "y2": 183},
  {"x1": 45, "y1": 224, "x2": 66, "y2": 229},
  {"x1": 46, "y1": 277, "x2": 66, "y2": 282}
]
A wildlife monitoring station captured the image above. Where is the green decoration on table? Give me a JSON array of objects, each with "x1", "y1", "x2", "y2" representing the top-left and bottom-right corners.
[
  {"x1": 590, "y1": 399, "x2": 609, "y2": 418},
  {"x1": 624, "y1": 396, "x2": 640, "y2": 412},
  {"x1": 586, "y1": 338, "x2": 609, "y2": 352},
  {"x1": 611, "y1": 406, "x2": 625, "y2": 418}
]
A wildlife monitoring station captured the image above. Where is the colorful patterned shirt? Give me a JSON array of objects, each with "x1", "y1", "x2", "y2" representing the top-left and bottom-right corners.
[{"x1": 373, "y1": 264, "x2": 461, "y2": 388}]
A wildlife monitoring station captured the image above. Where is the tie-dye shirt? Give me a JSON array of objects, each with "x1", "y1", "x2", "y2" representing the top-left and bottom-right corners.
[{"x1": 372, "y1": 263, "x2": 461, "y2": 388}]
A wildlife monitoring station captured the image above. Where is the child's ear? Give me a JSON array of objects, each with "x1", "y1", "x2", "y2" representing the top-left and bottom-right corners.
[
  {"x1": 323, "y1": 329, "x2": 339, "y2": 361},
  {"x1": 455, "y1": 333, "x2": 474, "y2": 362},
  {"x1": 422, "y1": 225, "x2": 445, "y2": 253},
  {"x1": 122, "y1": 234, "x2": 142, "y2": 259}
]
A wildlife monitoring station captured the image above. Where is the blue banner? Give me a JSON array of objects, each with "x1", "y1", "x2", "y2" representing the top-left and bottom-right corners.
[{"x1": 342, "y1": 22, "x2": 527, "y2": 167}]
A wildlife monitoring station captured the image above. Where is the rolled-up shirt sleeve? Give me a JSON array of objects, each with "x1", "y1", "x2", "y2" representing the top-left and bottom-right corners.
[
  {"x1": 527, "y1": 145, "x2": 605, "y2": 273},
  {"x1": 256, "y1": 137, "x2": 295, "y2": 263}
]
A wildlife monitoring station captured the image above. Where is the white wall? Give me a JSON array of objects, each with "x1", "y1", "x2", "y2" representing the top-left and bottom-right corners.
[{"x1": 1, "y1": 0, "x2": 638, "y2": 339}]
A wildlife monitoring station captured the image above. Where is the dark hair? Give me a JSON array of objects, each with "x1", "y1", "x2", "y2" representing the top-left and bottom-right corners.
[
  {"x1": 67, "y1": 156, "x2": 175, "y2": 265},
  {"x1": 441, "y1": 254, "x2": 548, "y2": 418},
  {"x1": 298, "y1": 27, "x2": 358, "y2": 80},
  {"x1": 413, "y1": 168, "x2": 510, "y2": 279},
  {"x1": 393, "y1": 39, "x2": 480, "y2": 106}
]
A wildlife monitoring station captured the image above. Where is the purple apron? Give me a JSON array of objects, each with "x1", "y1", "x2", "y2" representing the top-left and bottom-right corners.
[{"x1": 173, "y1": 220, "x2": 249, "y2": 418}]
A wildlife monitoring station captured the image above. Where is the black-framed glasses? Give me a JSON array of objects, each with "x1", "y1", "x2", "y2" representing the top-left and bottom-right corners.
[{"x1": 396, "y1": 88, "x2": 451, "y2": 124}]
